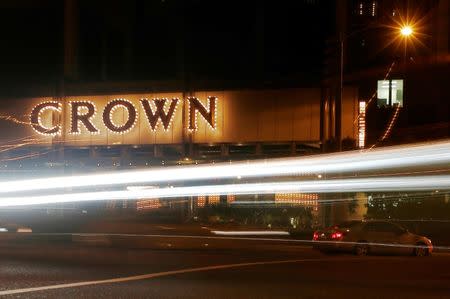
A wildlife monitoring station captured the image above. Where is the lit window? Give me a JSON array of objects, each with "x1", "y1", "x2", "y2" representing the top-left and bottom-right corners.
[
  {"x1": 208, "y1": 195, "x2": 220, "y2": 205},
  {"x1": 136, "y1": 199, "x2": 161, "y2": 211},
  {"x1": 197, "y1": 196, "x2": 206, "y2": 207},
  {"x1": 371, "y1": 1, "x2": 377, "y2": 16},
  {"x1": 359, "y1": 3, "x2": 363, "y2": 15},
  {"x1": 377, "y1": 79, "x2": 404, "y2": 107}
]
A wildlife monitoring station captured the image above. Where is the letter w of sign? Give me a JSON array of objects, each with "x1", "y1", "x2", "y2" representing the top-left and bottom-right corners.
[{"x1": 140, "y1": 98, "x2": 179, "y2": 131}]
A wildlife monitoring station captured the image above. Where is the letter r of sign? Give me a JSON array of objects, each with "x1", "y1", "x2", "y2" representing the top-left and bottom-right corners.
[{"x1": 70, "y1": 101, "x2": 99, "y2": 134}]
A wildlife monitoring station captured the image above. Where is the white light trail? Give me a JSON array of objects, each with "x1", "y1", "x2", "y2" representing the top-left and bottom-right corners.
[
  {"x1": 0, "y1": 175, "x2": 449, "y2": 207},
  {"x1": 211, "y1": 231, "x2": 290, "y2": 236},
  {"x1": 0, "y1": 140, "x2": 449, "y2": 194}
]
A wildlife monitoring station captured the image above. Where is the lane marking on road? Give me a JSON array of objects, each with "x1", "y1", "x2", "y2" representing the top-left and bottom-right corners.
[
  {"x1": 0, "y1": 258, "x2": 338, "y2": 296},
  {"x1": 211, "y1": 230, "x2": 290, "y2": 236},
  {"x1": 42, "y1": 232, "x2": 311, "y2": 244},
  {"x1": 39, "y1": 232, "x2": 450, "y2": 252},
  {"x1": 19, "y1": 232, "x2": 450, "y2": 253}
]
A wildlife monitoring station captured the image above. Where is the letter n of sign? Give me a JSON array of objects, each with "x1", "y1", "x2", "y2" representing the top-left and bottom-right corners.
[
  {"x1": 140, "y1": 98, "x2": 179, "y2": 131},
  {"x1": 188, "y1": 97, "x2": 217, "y2": 131}
]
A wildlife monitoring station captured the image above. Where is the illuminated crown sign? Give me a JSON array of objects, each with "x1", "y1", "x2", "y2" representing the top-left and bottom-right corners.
[{"x1": 30, "y1": 96, "x2": 218, "y2": 136}]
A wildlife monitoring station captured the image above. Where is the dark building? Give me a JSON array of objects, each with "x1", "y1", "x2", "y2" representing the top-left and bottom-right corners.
[
  {"x1": 3, "y1": 0, "x2": 447, "y2": 225},
  {"x1": 0, "y1": 0, "x2": 359, "y2": 171},
  {"x1": 332, "y1": 0, "x2": 450, "y2": 146},
  {"x1": 0, "y1": 0, "x2": 362, "y2": 226}
]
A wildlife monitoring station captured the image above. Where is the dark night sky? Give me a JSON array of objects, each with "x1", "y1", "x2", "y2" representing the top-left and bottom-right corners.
[
  {"x1": 0, "y1": 1, "x2": 62, "y2": 85},
  {"x1": 0, "y1": 0, "x2": 335, "y2": 94}
]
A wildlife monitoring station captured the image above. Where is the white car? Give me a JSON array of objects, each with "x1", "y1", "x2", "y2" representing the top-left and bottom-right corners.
[{"x1": 313, "y1": 220, "x2": 432, "y2": 256}]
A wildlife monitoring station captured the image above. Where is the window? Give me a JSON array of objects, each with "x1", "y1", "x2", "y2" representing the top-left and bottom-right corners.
[
  {"x1": 337, "y1": 221, "x2": 362, "y2": 229},
  {"x1": 377, "y1": 79, "x2": 404, "y2": 107},
  {"x1": 364, "y1": 222, "x2": 390, "y2": 232},
  {"x1": 371, "y1": 1, "x2": 377, "y2": 16},
  {"x1": 364, "y1": 222, "x2": 404, "y2": 233},
  {"x1": 377, "y1": 222, "x2": 398, "y2": 232},
  {"x1": 363, "y1": 222, "x2": 381, "y2": 231},
  {"x1": 356, "y1": 1, "x2": 377, "y2": 16}
]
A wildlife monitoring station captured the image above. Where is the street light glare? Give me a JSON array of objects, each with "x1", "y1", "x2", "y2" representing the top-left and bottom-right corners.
[{"x1": 400, "y1": 26, "x2": 413, "y2": 36}]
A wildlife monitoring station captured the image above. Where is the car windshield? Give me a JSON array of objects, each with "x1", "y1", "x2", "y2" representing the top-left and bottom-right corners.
[
  {"x1": 335, "y1": 221, "x2": 362, "y2": 230},
  {"x1": 0, "y1": 1, "x2": 448, "y2": 298}
]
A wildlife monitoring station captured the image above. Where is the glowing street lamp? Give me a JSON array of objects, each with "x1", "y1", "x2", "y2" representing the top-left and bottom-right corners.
[
  {"x1": 400, "y1": 26, "x2": 413, "y2": 37},
  {"x1": 399, "y1": 25, "x2": 414, "y2": 64}
]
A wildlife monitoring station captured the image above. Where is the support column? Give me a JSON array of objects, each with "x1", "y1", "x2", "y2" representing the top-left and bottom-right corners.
[
  {"x1": 290, "y1": 142, "x2": 296, "y2": 155},
  {"x1": 221, "y1": 144, "x2": 229, "y2": 157},
  {"x1": 154, "y1": 145, "x2": 163, "y2": 158},
  {"x1": 64, "y1": 0, "x2": 79, "y2": 81},
  {"x1": 255, "y1": 143, "x2": 263, "y2": 156}
]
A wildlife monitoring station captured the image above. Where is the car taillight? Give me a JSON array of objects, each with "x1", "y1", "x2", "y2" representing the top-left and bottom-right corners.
[
  {"x1": 331, "y1": 231, "x2": 343, "y2": 239},
  {"x1": 313, "y1": 232, "x2": 319, "y2": 240}
]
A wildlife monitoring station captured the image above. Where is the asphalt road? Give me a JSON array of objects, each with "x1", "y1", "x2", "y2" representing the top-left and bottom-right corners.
[{"x1": 1, "y1": 244, "x2": 450, "y2": 299}]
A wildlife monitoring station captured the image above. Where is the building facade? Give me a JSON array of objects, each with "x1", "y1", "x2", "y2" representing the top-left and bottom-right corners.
[
  {"x1": 0, "y1": 87, "x2": 359, "y2": 169},
  {"x1": 0, "y1": 0, "x2": 370, "y2": 228}
]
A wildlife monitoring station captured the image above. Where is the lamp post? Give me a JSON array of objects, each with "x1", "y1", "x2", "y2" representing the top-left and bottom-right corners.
[
  {"x1": 400, "y1": 25, "x2": 413, "y2": 65},
  {"x1": 337, "y1": 32, "x2": 344, "y2": 152},
  {"x1": 337, "y1": 27, "x2": 371, "y2": 152}
]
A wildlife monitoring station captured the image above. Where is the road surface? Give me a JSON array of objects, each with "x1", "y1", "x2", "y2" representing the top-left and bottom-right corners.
[{"x1": 1, "y1": 242, "x2": 450, "y2": 298}]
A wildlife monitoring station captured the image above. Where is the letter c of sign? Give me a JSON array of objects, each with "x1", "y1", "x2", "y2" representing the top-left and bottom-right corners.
[{"x1": 30, "y1": 102, "x2": 61, "y2": 135}]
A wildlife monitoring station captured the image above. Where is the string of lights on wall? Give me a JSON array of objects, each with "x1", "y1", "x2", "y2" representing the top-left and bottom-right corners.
[
  {"x1": 370, "y1": 104, "x2": 402, "y2": 149},
  {"x1": 353, "y1": 61, "x2": 396, "y2": 126},
  {"x1": 350, "y1": 60, "x2": 397, "y2": 149},
  {"x1": 380, "y1": 104, "x2": 401, "y2": 141},
  {"x1": 0, "y1": 115, "x2": 32, "y2": 126},
  {"x1": 358, "y1": 101, "x2": 366, "y2": 148}
]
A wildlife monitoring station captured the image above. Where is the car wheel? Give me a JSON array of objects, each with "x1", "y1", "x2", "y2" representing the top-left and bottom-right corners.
[
  {"x1": 354, "y1": 242, "x2": 369, "y2": 256},
  {"x1": 414, "y1": 243, "x2": 428, "y2": 257}
]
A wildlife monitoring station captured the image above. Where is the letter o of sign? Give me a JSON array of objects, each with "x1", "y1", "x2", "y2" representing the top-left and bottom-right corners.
[{"x1": 102, "y1": 99, "x2": 137, "y2": 133}]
